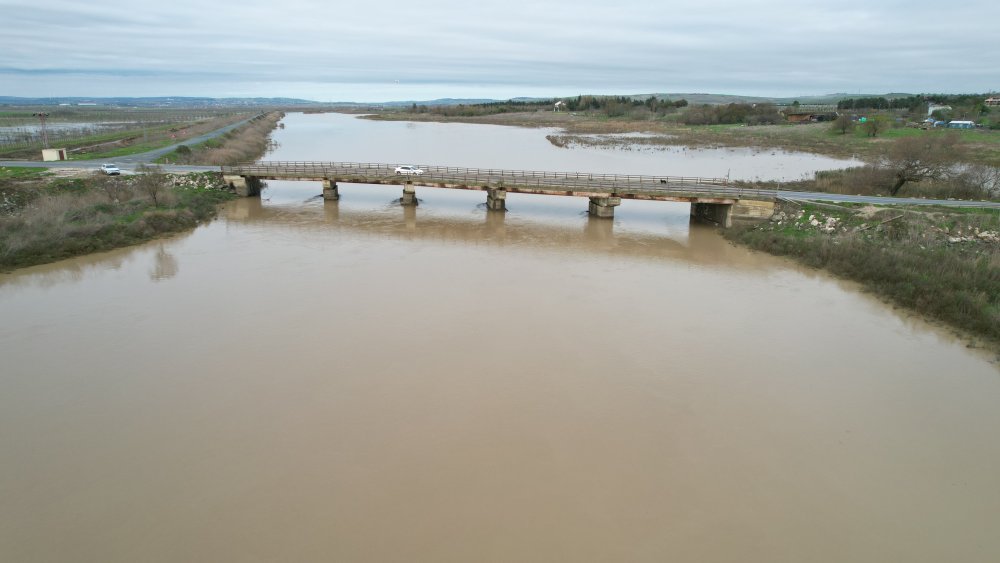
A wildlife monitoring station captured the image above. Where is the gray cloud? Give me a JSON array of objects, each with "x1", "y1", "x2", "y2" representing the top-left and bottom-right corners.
[{"x1": 2, "y1": 0, "x2": 998, "y2": 100}]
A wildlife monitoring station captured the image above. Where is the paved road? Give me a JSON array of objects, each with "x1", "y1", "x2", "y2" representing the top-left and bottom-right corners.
[{"x1": 778, "y1": 190, "x2": 1000, "y2": 209}]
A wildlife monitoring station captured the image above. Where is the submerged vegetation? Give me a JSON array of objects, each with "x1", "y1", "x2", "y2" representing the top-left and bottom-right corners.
[
  {"x1": 0, "y1": 169, "x2": 234, "y2": 271},
  {"x1": 725, "y1": 202, "x2": 1000, "y2": 347}
]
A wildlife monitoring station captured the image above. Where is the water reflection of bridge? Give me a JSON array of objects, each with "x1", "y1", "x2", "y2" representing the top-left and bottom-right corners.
[
  {"x1": 221, "y1": 162, "x2": 778, "y2": 227},
  {"x1": 222, "y1": 198, "x2": 770, "y2": 270}
]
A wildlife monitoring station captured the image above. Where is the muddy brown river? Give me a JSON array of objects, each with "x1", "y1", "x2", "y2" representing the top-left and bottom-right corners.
[{"x1": 2, "y1": 113, "x2": 998, "y2": 562}]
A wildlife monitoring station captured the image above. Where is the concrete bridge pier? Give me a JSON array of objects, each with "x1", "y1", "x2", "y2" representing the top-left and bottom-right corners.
[
  {"x1": 486, "y1": 188, "x2": 507, "y2": 211},
  {"x1": 223, "y1": 175, "x2": 262, "y2": 197},
  {"x1": 323, "y1": 179, "x2": 339, "y2": 200},
  {"x1": 401, "y1": 183, "x2": 418, "y2": 206},
  {"x1": 588, "y1": 196, "x2": 621, "y2": 218}
]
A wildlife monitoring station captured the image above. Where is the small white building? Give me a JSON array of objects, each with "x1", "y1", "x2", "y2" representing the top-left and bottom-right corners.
[{"x1": 41, "y1": 148, "x2": 67, "y2": 161}]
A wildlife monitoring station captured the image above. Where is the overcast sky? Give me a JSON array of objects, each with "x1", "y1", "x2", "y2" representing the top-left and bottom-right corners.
[{"x1": 2, "y1": 0, "x2": 998, "y2": 102}]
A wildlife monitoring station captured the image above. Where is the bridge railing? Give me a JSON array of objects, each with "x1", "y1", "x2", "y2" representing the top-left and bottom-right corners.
[
  {"x1": 223, "y1": 161, "x2": 731, "y2": 186},
  {"x1": 220, "y1": 161, "x2": 779, "y2": 198}
]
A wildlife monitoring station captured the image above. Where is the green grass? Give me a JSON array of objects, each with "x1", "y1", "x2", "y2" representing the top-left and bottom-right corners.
[
  {"x1": 0, "y1": 167, "x2": 51, "y2": 180},
  {"x1": 904, "y1": 205, "x2": 1000, "y2": 216},
  {"x1": 156, "y1": 138, "x2": 223, "y2": 164}
]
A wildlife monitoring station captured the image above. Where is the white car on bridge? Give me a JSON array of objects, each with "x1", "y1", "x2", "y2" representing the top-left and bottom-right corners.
[{"x1": 394, "y1": 165, "x2": 424, "y2": 176}]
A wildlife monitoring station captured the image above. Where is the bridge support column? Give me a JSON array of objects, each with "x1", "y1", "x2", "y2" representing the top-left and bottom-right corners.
[
  {"x1": 223, "y1": 175, "x2": 261, "y2": 197},
  {"x1": 401, "y1": 183, "x2": 418, "y2": 206},
  {"x1": 486, "y1": 188, "x2": 507, "y2": 211},
  {"x1": 588, "y1": 196, "x2": 621, "y2": 218},
  {"x1": 691, "y1": 202, "x2": 733, "y2": 228},
  {"x1": 323, "y1": 179, "x2": 339, "y2": 200}
]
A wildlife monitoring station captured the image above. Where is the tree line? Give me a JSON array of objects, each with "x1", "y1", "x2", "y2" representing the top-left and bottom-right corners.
[
  {"x1": 406, "y1": 96, "x2": 689, "y2": 119},
  {"x1": 682, "y1": 103, "x2": 783, "y2": 126},
  {"x1": 837, "y1": 93, "x2": 994, "y2": 112},
  {"x1": 558, "y1": 95, "x2": 688, "y2": 116}
]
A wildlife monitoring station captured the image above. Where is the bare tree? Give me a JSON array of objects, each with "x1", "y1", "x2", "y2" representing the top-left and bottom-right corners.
[
  {"x1": 879, "y1": 133, "x2": 964, "y2": 196},
  {"x1": 93, "y1": 173, "x2": 130, "y2": 204},
  {"x1": 135, "y1": 164, "x2": 168, "y2": 206},
  {"x1": 830, "y1": 114, "x2": 855, "y2": 135},
  {"x1": 951, "y1": 164, "x2": 1000, "y2": 200}
]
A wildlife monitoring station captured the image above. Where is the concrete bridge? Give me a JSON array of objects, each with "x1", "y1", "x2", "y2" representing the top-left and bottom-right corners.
[{"x1": 221, "y1": 161, "x2": 779, "y2": 227}]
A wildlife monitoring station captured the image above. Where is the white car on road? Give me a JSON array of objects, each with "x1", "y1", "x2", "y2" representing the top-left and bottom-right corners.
[
  {"x1": 100, "y1": 163, "x2": 121, "y2": 175},
  {"x1": 394, "y1": 165, "x2": 424, "y2": 175}
]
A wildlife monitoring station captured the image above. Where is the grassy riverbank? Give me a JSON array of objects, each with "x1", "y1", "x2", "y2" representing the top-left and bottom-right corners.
[
  {"x1": 157, "y1": 111, "x2": 285, "y2": 165},
  {"x1": 0, "y1": 170, "x2": 234, "y2": 271},
  {"x1": 724, "y1": 202, "x2": 1000, "y2": 349}
]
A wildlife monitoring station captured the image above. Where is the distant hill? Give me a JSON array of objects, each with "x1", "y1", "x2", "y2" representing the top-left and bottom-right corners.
[
  {"x1": 0, "y1": 93, "x2": 926, "y2": 109},
  {"x1": 0, "y1": 96, "x2": 321, "y2": 107},
  {"x1": 379, "y1": 98, "x2": 501, "y2": 107}
]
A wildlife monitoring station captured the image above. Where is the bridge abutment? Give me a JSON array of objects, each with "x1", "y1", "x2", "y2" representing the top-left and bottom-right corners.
[
  {"x1": 691, "y1": 200, "x2": 775, "y2": 227},
  {"x1": 323, "y1": 179, "x2": 339, "y2": 200},
  {"x1": 588, "y1": 196, "x2": 621, "y2": 218},
  {"x1": 486, "y1": 188, "x2": 507, "y2": 211},
  {"x1": 691, "y1": 202, "x2": 733, "y2": 227},
  {"x1": 223, "y1": 175, "x2": 262, "y2": 197},
  {"x1": 731, "y1": 199, "x2": 776, "y2": 222}
]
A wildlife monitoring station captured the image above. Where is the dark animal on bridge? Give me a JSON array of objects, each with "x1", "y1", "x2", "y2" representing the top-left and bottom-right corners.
[{"x1": 660, "y1": 179, "x2": 666, "y2": 184}]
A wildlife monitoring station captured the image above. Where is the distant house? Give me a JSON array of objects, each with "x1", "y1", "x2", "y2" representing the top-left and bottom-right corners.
[
  {"x1": 986, "y1": 97, "x2": 1000, "y2": 107},
  {"x1": 784, "y1": 111, "x2": 837, "y2": 123}
]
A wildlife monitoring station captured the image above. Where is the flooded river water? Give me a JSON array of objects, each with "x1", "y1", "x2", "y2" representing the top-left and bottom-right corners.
[{"x1": 2, "y1": 113, "x2": 998, "y2": 562}]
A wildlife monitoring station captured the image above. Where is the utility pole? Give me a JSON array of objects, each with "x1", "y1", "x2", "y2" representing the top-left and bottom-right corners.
[{"x1": 32, "y1": 112, "x2": 50, "y2": 149}]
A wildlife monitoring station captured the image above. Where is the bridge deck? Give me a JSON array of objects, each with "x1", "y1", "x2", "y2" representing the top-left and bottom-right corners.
[{"x1": 222, "y1": 162, "x2": 778, "y2": 202}]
